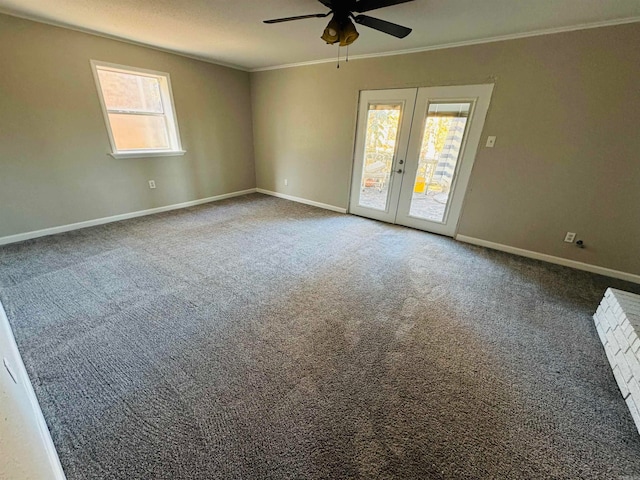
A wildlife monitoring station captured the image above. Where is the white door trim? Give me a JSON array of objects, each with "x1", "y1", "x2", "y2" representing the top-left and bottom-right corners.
[
  {"x1": 349, "y1": 84, "x2": 494, "y2": 238},
  {"x1": 395, "y1": 84, "x2": 494, "y2": 236},
  {"x1": 349, "y1": 88, "x2": 417, "y2": 223}
]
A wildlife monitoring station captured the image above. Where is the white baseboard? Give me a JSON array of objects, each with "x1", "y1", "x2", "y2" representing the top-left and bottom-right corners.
[
  {"x1": 0, "y1": 300, "x2": 67, "y2": 479},
  {"x1": 456, "y1": 234, "x2": 640, "y2": 284},
  {"x1": 256, "y1": 188, "x2": 347, "y2": 214},
  {"x1": 0, "y1": 188, "x2": 257, "y2": 246}
]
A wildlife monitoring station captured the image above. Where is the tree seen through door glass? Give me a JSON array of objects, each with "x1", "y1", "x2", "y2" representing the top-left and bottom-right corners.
[
  {"x1": 358, "y1": 103, "x2": 401, "y2": 211},
  {"x1": 409, "y1": 102, "x2": 471, "y2": 222}
]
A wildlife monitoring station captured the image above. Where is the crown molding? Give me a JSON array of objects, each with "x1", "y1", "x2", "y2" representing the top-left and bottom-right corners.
[
  {"x1": 250, "y1": 16, "x2": 640, "y2": 72},
  {"x1": 1, "y1": 8, "x2": 638, "y2": 74}
]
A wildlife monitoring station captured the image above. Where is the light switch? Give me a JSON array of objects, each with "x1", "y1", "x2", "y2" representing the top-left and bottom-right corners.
[{"x1": 486, "y1": 136, "x2": 496, "y2": 148}]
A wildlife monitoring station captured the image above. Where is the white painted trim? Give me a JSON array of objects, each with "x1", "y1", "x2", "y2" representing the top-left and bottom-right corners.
[
  {"x1": 395, "y1": 84, "x2": 494, "y2": 237},
  {"x1": 2, "y1": 7, "x2": 637, "y2": 73},
  {"x1": 108, "y1": 150, "x2": 186, "y2": 159},
  {"x1": 90, "y1": 60, "x2": 184, "y2": 157},
  {"x1": 456, "y1": 235, "x2": 640, "y2": 285},
  {"x1": 348, "y1": 88, "x2": 418, "y2": 224},
  {"x1": 0, "y1": 189, "x2": 257, "y2": 246},
  {"x1": 250, "y1": 16, "x2": 640, "y2": 72},
  {"x1": 0, "y1": 300, "x2": 67, "y2": 479},
  {"x1": 256, "y1": 189, "x2": 347, "y2": 214}
]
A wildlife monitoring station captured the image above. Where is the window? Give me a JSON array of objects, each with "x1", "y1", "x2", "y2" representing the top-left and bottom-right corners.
[{"x1": 91, "y1": 61, "x2": 185, "y2": 159}]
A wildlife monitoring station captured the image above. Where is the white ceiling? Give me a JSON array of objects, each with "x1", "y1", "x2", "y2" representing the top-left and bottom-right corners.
[{"x1": 1, "y1": 0, "x2": 639, "y2": 71}]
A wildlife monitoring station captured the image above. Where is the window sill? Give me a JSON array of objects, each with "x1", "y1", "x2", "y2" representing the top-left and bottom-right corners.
[{"x1": 108, "y1": 150, "x2": 186, "y2": 159}]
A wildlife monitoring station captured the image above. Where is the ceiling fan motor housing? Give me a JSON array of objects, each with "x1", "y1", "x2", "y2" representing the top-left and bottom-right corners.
[{"x1": 264, "y1": 0, "x2": 413, "y2": 45}]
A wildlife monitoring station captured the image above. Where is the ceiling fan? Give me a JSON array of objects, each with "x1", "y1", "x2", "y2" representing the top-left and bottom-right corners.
[{"x1": 264, "y1": 0, "x2": 415, "y2": 47}]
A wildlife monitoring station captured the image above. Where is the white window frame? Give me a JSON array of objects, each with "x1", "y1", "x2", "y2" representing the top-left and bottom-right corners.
[{"x1": 90, "y1": 60, "x2": 186, "y2": 159}]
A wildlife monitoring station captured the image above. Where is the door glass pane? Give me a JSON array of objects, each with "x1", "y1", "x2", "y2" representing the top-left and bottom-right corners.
[
  {"x1": 409, "y1": 102, "x2": 471, "y2": 222},
  {"x1": 358, "y1": 103, "x2": 402, "y2": 211}
]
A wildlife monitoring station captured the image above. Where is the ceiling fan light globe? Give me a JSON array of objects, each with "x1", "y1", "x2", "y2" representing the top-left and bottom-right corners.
[
  {"x1": 321, "y1": 17, "x2": 341, "y2": 44},
  {"x1": 339, "y1": 18, "x2": 359, "y2": 46}
]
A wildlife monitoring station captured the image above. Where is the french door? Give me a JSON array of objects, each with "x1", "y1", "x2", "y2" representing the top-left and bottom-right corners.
[{"x1": 349, "y1": 84, "x2": 493, "y2": 236}]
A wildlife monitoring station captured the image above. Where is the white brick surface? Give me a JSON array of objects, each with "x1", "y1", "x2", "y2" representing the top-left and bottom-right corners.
[
  {"x1": 595, "y1": 288, "x2": 640, "y2": 435},
  {"x1": 604, "y1": 309, "x2": 618, "y2": 332},
  {"x1": 614, "y1": 326, "x2": 632, "y2": 353},
  {"x1": 622, "y1": 320, "x2": 635, "y2": 339},
  {"x1": 627, "y1": 351, "x2": 640, "y2": 378},
  {"x1": 595, "y1": 320, "x2": 607, "y2": 345},
  {"x1": 626, "y1": 396, "x2": 640, "y2": 427},
  {"x1": 615, "y1": 350, "x2": 634, "y2": 383},
  {"x1": 606, "y1": 328, "x2": 621, "y2": 354},
  {"x1": 628, "y1": 378, "x2": 640, "y2": 401},
  {"x1": 613, "y1": 365, "x2": 631, "y2": 398}
]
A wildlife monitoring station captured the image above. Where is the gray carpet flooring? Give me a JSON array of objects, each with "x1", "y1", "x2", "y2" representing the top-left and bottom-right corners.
[{"x1": 1, "y1": 193, "x2": 640, "y2": 479}]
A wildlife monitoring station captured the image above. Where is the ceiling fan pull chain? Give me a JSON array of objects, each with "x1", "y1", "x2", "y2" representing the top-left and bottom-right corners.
[
  {"x1": 337, "y1": 45, "x2": 340, "y2": 69},
  {"x1": 346, "y1": 45, "x2": 349, "y2": 62}
]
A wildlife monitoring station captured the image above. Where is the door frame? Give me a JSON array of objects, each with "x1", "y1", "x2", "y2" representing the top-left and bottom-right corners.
[
  {"x1": 395, "y1": 84, "x2": 494, "y2": 236},
  {"x1": 348, "y1": 84, "x2": 494, "y2": 237},
  {"x1": 348, "y1": 88, "x2": 417, "y2": 223}
]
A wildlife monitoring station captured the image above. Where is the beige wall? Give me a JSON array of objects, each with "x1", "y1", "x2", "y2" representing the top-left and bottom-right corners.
[
  {"x1": 1, "y1": 14, "x2": 638, "y2": 276},
  {"x1": 0, "y1": 14, "x2": 255, "y2": 237},
  {"x1": 251, "y1": 23, "x2": 640, "y2": 275}
]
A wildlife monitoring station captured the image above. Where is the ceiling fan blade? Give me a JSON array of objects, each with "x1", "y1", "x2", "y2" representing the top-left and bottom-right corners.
[
  {"x1": 354, "y1": 14, "x2": 412, "y2": 38},
  {"x1": 353, "y1": 0, "x2": 414, "y2": 13},
  {"x1": 317, "y1": 0, "x2": 333, "y2": 7},
  {"x1": 264, "y1": 13, "x2": 329, "y2": 24}
]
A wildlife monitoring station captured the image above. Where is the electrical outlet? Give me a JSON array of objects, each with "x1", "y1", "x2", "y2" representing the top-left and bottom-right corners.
[
  {"x1": 284, "y1": 179, "x2": 288, "y2": 186},
  {"x1": 486, "y1": 136, "x2": 496, "y2": 148},
  {"x1": 148, "y1": 180, "x2": 156, "y2": 189},
  {"x1": 564, "y1": 232, "x2": 576, "y2": 243}
]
